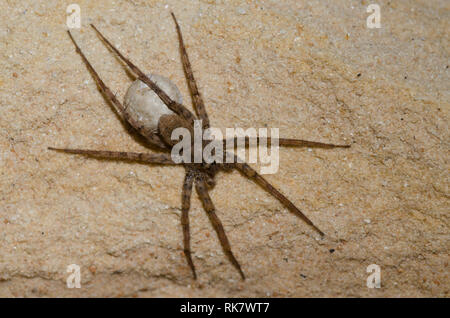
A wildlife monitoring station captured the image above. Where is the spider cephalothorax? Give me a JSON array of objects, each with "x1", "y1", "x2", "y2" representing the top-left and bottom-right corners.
[{"x1": 50, "y1": 13, "x2": 350, "y2": 280}]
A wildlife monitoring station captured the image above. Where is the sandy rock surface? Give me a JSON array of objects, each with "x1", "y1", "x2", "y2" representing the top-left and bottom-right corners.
[{"x1": 0, "y1": 0, "x2": 448, "y2": 297}]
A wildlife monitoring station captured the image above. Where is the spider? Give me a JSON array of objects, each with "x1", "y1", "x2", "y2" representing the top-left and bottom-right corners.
[{"x1": 49, "y1": 13, "x2": 350, "y2": 280}]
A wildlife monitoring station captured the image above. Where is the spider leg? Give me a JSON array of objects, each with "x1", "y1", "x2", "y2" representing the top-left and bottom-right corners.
[
  {"x1": 48, "y1": 147, "x2": 176, "y2": 164},
  {"x1": 273, "y1": 138, "x2": 350, "y2": 148},
  {"x1": 223, "y1": 137, "x2": 351, "y2": 149},
  {"x1": 67, "y1": 31, "x2": 167, "y2": 149},
  {"x1": 229, "y1": 153, "x2": 324, "y2": 236},
  {"x1": 181, "y1": 170, "x2": 196, "y2": 279},
  {"x1": 195, "y1": 176, "x2": 245, "y2": 280},
  {"x1": 171, "y1": 12, "x2": 210, "y2": 130},
  {"x1": 89, "y1": 24, "x2": 196, "y2": 127}
]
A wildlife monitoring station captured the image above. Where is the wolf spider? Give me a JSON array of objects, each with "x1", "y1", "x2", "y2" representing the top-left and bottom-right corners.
[{"x1": 49, "y1": 13, "x2": 350, "y2": 280}]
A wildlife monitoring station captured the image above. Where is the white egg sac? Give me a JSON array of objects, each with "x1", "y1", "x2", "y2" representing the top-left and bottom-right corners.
[{"x1": 123, "y1": 73, "x2": 183, "y2": 133}]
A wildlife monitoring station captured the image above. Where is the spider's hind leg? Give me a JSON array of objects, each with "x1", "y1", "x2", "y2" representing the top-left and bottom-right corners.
[
  {"x1": 181, "y1": 170, "x2": 197, "y2": 279},
  {"x1": 195, "y1": 176, "x2": 245, "y2": 280},
  {"x1": 223, "y1": 137, "x2": 351, "y2": 149},
  {"x1": 229, "y1": 153, "x2": 325, "y2": 236}
]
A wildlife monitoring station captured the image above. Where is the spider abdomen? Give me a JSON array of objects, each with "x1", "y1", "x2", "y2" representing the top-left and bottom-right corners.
[{"x1": 123, "y1": 73, "x2": 183, "y2": 133}]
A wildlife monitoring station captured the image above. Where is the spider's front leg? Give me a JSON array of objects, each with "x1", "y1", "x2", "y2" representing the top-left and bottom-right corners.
[
  {"x1": 48, "y1": 147, "x2": 176, "y2": 164},
  {"x1": 89, "y1": 24, "x2": 196, "y2": 127},
  {"x1": 66, "y1": 31, "x2": 167, "y2": 149},
  {"x1": 170, "y1": 12, "x2": 210, "y2": 130}
]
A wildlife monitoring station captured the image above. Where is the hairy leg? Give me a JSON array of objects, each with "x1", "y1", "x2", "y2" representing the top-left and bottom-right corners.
[
  {"x1": 223, "y1": 137, "x2": 351, "y2": 149},
  {"x1": 48, "y1": 147, "x2": 176, "y2": 164},
  {"x1": 229, "y1": 153, "x2": 324, "y2": 236},
  {"x1": 171, "y1": 12, "x2": 210, "y2": 130},
  {"x1": 181, "y1": 170, "x2": 196, "y2": 279},
  {"x1": 89, "y1": 24, "x2": 196, "y2": 127},
  {"x1": 195, "y1": 176, "x2": 245, "y2": 280},
  {"x1": 67, "y1": 31, "x2": 167, "y2": 149}
]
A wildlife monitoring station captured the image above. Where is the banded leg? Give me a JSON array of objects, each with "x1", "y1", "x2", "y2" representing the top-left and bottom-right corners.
[
  {"x1": 195, "y1": 176, "x2": 245, "y2": 280},
  {"x1": 90, "y1": 24, "x2": 196, "y2": 127},
  {"x1": 229, "y1": 153, "x2": 324, "y2": 236},
  {"x1": 181, "y1": 170, "x2": 196, "y2": 279},
  {"x1": 67, "y1": 31, "x2": 167, "y2": 149},
  {"x1": 48, "y1": 147, "x2": 176, "y2": 164},
  {"x1": 223, "y1": 137, "x2": 351, "y2": 149},
  {"x1": 171, "y1": 12, "x2": 210, "y2": 130}
]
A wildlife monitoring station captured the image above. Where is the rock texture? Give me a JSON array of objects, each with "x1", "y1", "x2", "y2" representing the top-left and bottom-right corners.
[{"x1": 0, "y1": 0, "x2": 448, "y2": 297}]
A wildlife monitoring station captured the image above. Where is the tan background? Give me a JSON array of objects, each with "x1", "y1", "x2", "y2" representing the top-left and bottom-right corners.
[{"x1": 0, "y1": 0, "x2": 448, "y2": 297}]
